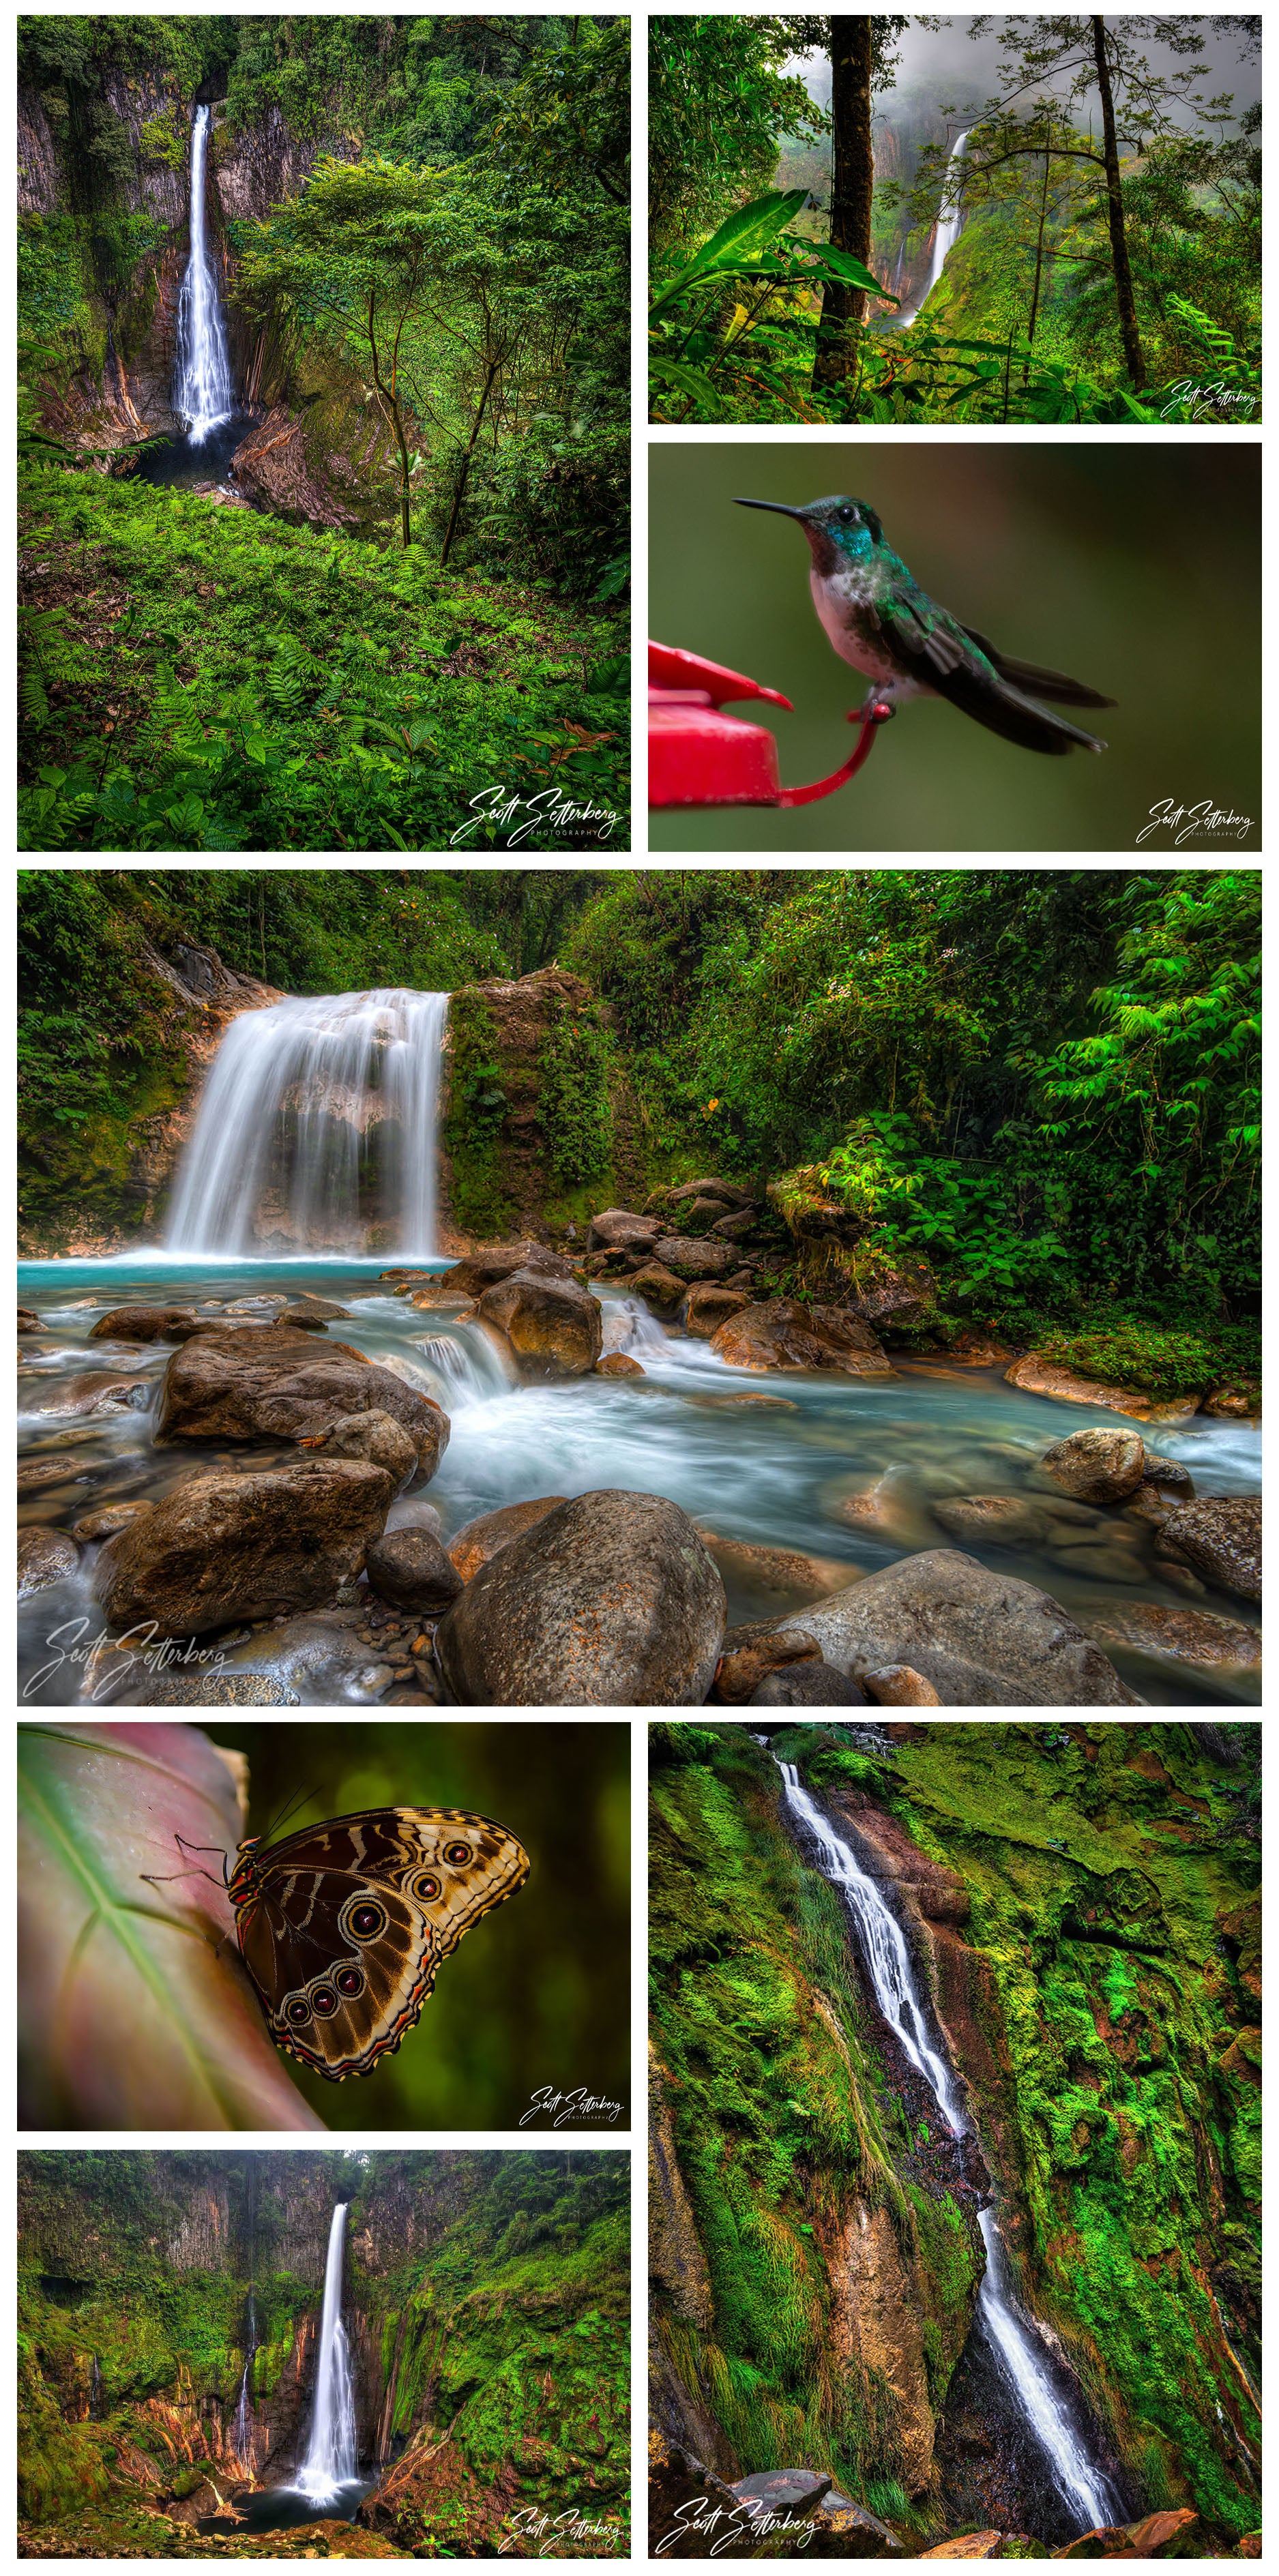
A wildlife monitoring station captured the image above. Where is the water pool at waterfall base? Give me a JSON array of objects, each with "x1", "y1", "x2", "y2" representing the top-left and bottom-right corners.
[
  {"x1": 17, "y1": 1258, "x2": 1259, "y2": 1707},
  {"x1": 133, "y1": 414, "x2": 261, "y2": 497}
]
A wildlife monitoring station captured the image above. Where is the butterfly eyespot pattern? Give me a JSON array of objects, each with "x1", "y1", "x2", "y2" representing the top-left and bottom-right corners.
[{"x1": 225, "y1": 1805, "x2": 530, "y2": 2082}]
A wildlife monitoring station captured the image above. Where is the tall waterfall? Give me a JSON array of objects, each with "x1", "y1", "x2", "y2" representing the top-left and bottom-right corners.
[
  {"x1": 296, "y1": 2205, "x2": 357, "y2": 2506},
  {"x1": 235, "y1": 2288, "x2": 258, "y2": 2459},
  {"x1": 174, "y1": 104, "x2": 234, "y2": 442},
  {"x1": 166, "y1": 988, "x2": 449, "y2": 1256},
  {"x1": 775, "y1": 1761, "x2": 1121, "y2": 2534},
  {"x1": 909, "y1": 129, "x2": 969, "y2": 325}
]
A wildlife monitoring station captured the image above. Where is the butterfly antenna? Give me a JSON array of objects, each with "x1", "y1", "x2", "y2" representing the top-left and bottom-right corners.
[{"x1": 262, "y1": 1783, "x2": 320, "y2": 1844}]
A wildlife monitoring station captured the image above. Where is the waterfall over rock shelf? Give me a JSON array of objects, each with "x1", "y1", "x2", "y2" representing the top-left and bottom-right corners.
[
  {"x1": 296, "y1": 2205, "x2": 357, "y2": 2506},
  {"x1": 175, "y1": 104, "x2": 235, "y2": 443},
  {"x1": 235, "y1": 2288, "x2": 257, "y2": 2459},
  {"x1": 909, "y1": 129, "x2": 969, "y2": 325},
  {"x1": 774, "y1": 1758, "x2": 1121, "y2": 2536},
  {"x1": 166, "y1": 988, "x2": 448, "y2": 1257}
]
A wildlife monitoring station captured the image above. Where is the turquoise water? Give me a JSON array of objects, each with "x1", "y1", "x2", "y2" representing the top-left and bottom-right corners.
[{"x1": 18, "y1": 1261, "x2": 1261, "y2": 1706}]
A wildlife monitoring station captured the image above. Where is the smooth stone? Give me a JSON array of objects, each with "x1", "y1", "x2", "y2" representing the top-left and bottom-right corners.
[
  {"x1": 18, "y1": 1526, "x2": 80, "y2": 1596},
  {"x1": 666, "y1": 1176, "x2": 755, "y2": 1210},
  {"x1": 71, "y1": 1500, "x2": 156, "y2": 1541},
  {"x1": 17, "y1": 1308, "x2": 44, "y2": 1331},
  {"x1": 749, "y1": 1663, "x2": 867, "y2": 1706},
  {"x1": 1085, "y1": 1601, "x2": 1261, "y2": 1669},
  {"x1": 832, "y1": 1468, "x2": 929, "y2": 1548},
  {"x1": 17, "y1": 1454, "x2": 95, "y2": 1492},
  {"x1": 711, "y1": 1624, "x2": 823, "y2": 1704},
  {"x1": 596, "y1": 1352, "x2": 645, "y2": 1377},
  {"x1": 587, "y1": 1208, "x2": 660, "y2": 1252},
  {"x1": 920, "y1": 2538, "x2": 1005, "y2": 2561},
  {"x1": 1143, "y1": 1453, "x2": 1194, "y2": 1497},
  {"x1": 710, "y1": 1300, "x2": 894, "y2": 1375},
  {"x1": 20, "y1": 1370, "x2": 153, "y2": 1418},
  {"x1": 626, "y1": 1260, "x2": 687, "y2": 1314},
  {"x1": 365, "y1": 1528, "x2": 465, "y2": 1616},
  {"x1": 679, "y1": 1391, "x2": 798, "y2": 1412},
  {"x1": 1004, "y1": 1353, "x2": 1199, "y2": 1423},
  {"x1": 696, "y1": 1533, "x2": 858, "y2": 1608},
  {"x1": 405, "y1": 1241, "x2": 573, "y2": 1303},
  {"x1": 278, "y1": 1297, "x2": 351, "y2": 1322},
  {"x1": 1038, "y1": 1425, "x2": 1146, "y2": 1504},
  {"x1": 778, "y1": 1550, "x2": 1139, "y2": 1706},
  {"x1": 651, "y1": 1234, "x2": 737, "y2": 1281},
  {"x1": 476, "y1": 1268, "x2": 602, "y2": 1380},
  {"x1": 729, "y1": 2470, "x2": 832, "y2": 2516},
  {"x1": 87, "y1": 1306, "x2": 203, "y2": 1344},
  {"x1": 862, "y1": 1663, "x2": 942, "y2": 1706},
  {"x1": 156, "y1": 1327, "x2": 448, "y2": 1476},
  {"x1": 1156, "y1": 1496, "x2": 1260, "y2": 1602},
  {"x1": 932, "y1": 1496, "x2": 1051, "y2": 1548},
  {"x1": 301, "y1": 1407, "x2": 419, "y2": 1486},
  {"x1": 1202, "y1": 1386, "x2": 1259, "y2": 1419},
  {"x1": 447, "y1": 1496, "x2": 570, "y2": 1586},
  {"x1": 1046, "y1": 1545, "x2": 1148, "y2": 1585},
  {"x1": 683, "y1": 1284, "x2": 751, "y2": 1337},
  {"x1": 95, "y1": 1460, "x2": 395, "y2": 1637}
]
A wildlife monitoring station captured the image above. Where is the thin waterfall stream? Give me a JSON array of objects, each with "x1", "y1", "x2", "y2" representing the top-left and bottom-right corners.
[
  {"x1": 296, "y1": 2204, "x2": 359, "y2": 2506},
  {"x1": 773, "y1": 1758, "x2": 1121, "y2": 2536},
  {"x1": 174, "y1": 105, "x2": 235, "y2": 441},
  {"x1": 904, "y1": 130, "x2": 969, "y2": 326},
  {"x1": 235, "y1": 2287, "x2": 258, "y2": 2460}
]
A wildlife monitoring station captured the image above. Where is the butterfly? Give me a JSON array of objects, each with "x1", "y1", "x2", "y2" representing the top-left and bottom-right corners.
[{"x1": 221, "y1": 1805, "x2": 531, "y2": 2082}]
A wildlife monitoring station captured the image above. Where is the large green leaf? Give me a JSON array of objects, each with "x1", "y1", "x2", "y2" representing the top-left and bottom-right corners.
[
  {"x1": 649, "y1": 188, "x2": 810, "y2": 321},
  {"x1": 18, "y1": 1721, "x2": 325, "y2": 2131},
  {"x1": 806, "y1": 244, "x2": 901, "y2": 303}
]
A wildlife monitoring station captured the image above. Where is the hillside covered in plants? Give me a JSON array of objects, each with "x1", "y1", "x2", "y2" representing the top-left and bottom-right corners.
[
  {"x1": 19, "y1": 2148, "x2": 630, "y2": 2556},
  {"x1": 18, "y1": 14, "x2": 628, "y2": 850}
]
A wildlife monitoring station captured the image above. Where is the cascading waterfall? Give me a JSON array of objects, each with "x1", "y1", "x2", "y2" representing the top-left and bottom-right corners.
[
  {"x1": 295, "y1": 2204, "x2": 357, "y2": 2506},
  {"x1": 166, "y1": 988, "x2": 449, "y2": 1256},
  {"x1": 235, "y1": 2288, "x2": 258, "y2": 2459},
  {"x1": 909, "y1": 130, "x2": 969, "y2": 325},
  {"x1": 411, "y1": 1327, "x2": 516, "y2": 1410},
  {"x1": 174, "y1": 104, "x2": 235, "y2": 442},
  {"x1": 774, "y1": 1760, "x2": 1121, "y2": 2534},
  {"x1": 89, "y1": 2355, "x2": 102, "y2": 2420}
]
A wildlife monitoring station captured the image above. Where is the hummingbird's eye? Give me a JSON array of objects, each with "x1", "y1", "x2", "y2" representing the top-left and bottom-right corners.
[{"x1": 838, "y1": 506, "x2": 856, "y2": 525}]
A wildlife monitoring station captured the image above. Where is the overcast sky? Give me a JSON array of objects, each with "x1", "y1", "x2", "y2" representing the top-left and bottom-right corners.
[{"x1": 791, "y1": 15, "x2": 1261, "y2": 132}]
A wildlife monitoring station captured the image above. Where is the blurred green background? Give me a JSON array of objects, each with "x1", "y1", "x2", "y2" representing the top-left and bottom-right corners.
[
  {"x1": 649, "y1": 443, "x2": 1260, "y2": 851},
  {"x1": 207, "y1": 1723, "x2": 630, "y2": 2133}
]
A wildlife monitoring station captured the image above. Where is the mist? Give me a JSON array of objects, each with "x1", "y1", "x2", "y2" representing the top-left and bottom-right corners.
[{"x1": 790, "y1": 14, "x2": 1261, "y2": 134}]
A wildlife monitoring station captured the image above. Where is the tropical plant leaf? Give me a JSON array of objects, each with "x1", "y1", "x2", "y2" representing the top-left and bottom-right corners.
[
  {"x1": 649, "y1": 188, "x2": 810, "y2": 319},
  {"x1": 18, "y1": 1721, "x2": 325, "y2": 2131}
]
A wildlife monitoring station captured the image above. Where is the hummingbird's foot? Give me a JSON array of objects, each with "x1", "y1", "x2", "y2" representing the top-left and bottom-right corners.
[{"x1": 851, "y1": 692, "x2": 895, "y2": 728}]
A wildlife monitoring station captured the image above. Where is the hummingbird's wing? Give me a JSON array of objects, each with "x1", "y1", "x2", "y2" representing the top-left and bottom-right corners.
[
  {"x1": 871, "y1": 593, "x2": 1107, "y2": 756},
  {"x1": 961, "y1": 626, "x2": 1114, "y2": 709}
]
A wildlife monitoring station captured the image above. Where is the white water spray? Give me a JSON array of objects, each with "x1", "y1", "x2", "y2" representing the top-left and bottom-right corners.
[
  {"x1": 774, "y1": 1759, "x2": 1120, "y2": 2533},
  {"x1": 909, "y1": 130, "x2": 969, "y2": 325},
  {"x1": 174, "y1": 105, "x2": 235, "y2": 441},
  {"x1": 235, "y1": 2288, "x2": 257, "y2": 2459},
  {"x1": 296, "y1": 2204, "x2": 357, "y2": 2506},
  {"x1": 166, "y1": 989, "x2": 448, "y2": 1256},
  {"x1": 411, "y1": 1326, "x2": 516, "y2": 1410}
]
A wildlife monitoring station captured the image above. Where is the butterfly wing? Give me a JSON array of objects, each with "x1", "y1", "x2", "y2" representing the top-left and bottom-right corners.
[{"x1": 236, "y1": 1807, "x2": 530, "y2": 2082}]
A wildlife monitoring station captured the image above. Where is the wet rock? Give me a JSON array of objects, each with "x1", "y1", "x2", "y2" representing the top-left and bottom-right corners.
[
  {"x1": 299, "y1": 1407, "x2": 420, "y2": 1486},
  {"x1": 862, "y1": 1663, "x2": 942, "y2": 1706},
  {"x1": 710, "y1": 1623, "x2": 823, "y2": 1704},
  {"x1": 87, "y1": 1305, "x2": 203, "y2": 1343},
  {"x1": 95, "y1": 1460, "x2": 395, "y2": 1636},
  {"x1": 777, "y1": 1550, "x2": 1139, "y2": 1705},
  {"x1": 1046, "y1": 1545, "x2": 1148, "y2": 1586},
  {"x1": 476, "y1": 1267, "x2": 602, "y2": 1378},
  {"x1": 20, "y1": 1370, "x2": 153, "y2": 1418},
  {"x1": 749, "y1": 1663, "x2": 867, "y2": 1706},
  {"x1": 1142, "y1": 1453, "x2": 1194, "y2": 1498},
  {"x1": 405, "y1": 1241, "x2": 572, "y2": 1303},
  {"x1": 1084, "y1": 1601, "x2": 1261, "y2": 1670},
  {"x1": 71, "y1": 1500, "x2": 156, "y2": 1541},
  {"x1": 628, "y1": 1261, "x2": 687, "y2": 1314},
  {"x1": 156, "y1": 1326, "x2": 449, "y2": 1477},
  {"x1": 920, "y1": 2539, "x2": 1005, "y2": 2560},
  {"x1": 681, "y1": 1392, "x2": 798, "y2": 1413},
  {"x1": 683, "y1": 1284, "x2": 751, "y2": 1337},
  {"x1": 435, "y1": 1489, "x2": 726, "y2": 1705},
  {"x1": 667, "y1": 1176, "x2": 755, "y2": 1211},
  {"x1": 447, "y1": 1496, "x2": 569, "y2": 1584},
  {"x1": 1156, "y1": 1496, "x2": 1260, "y2": 1602},
  {"x1": 1004, "y1": 1354, "x2": 1199, "y2": 1423},
  {"x1": 653, "y1": 1234, "x2": 737, "y2": 1281},
  {"x1": 17, "y1": 1308, "x2": 42, "y2": 1331},
  {"x1": 834, "y1": 1467, "x2": 928, "y2": 1546},
  {"x1": 946, "y1": 1331, "x2": 1016, "y2": 1366},
  {"x1": 1123, "y1": 1487, "x2": 1173, "y2": 1526},
  {"x1": 696, "y1": 1534, "x2": 857, "y2": 1608},
  {"x1": 277, "y1": 1295, "x2": 351, "y2": 1323},
  {"x1": 1158, "y1": 1561, "x2": 1207, "y2": 1597},
  {"x1": 135, "y1": 1674, "x2": 301, "y2": 1706},
  {"x1": 1052, "y1": 2506, "x2": 1199, "y2": 2559},
  {"x1": 1202, "y1": 1384, "x2": 1260, "y2": 1419},
  {"x1": 710, "y1": 1301, "x2": 894, "y2": 1374},
  {"x1": 18, "y1": 1527, "x2": 80, "y2": 1596},
  {"x1": 597, "y1": 1352, "x2": 645, "y2": 1376},
  {"x1": 932, "y1": 1496, "x2": 1052, "y2": 1548},
  {"x1": 587, "y1": 1208, "x2": 660, "y2": 1252},
  {"x1": 807, "y1": 2490, "x2": 905, "y2": 2556},
  {"x1": 709, "y1": 1206, "x2": 759, "y2": 1241},
  {"x1": 1038, "y1": 1427, "x2": 1146, "y2": 1504},
  {"x1": 365, "y1": 1528, "x2": 465, "y2": 1616},
  {"x1": 17, "y1": 1454, "x2": 95, "y2": 1492},
  {"x1": 731, "y1": 2470, "x2": 832, "y2": 2518}
]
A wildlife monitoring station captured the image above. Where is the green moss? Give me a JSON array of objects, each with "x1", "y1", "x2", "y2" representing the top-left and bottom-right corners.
[
  {"x1": 538, "y1": 998, "x2": 614, "y2": 1188},
  {"x1": 441, "y1": 991, "x2": 516, "y2": 1236}
]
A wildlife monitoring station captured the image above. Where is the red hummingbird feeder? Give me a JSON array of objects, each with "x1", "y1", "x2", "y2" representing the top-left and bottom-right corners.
[{"x1": 648, "y1": 640, "x2": 891, "y2": 809}]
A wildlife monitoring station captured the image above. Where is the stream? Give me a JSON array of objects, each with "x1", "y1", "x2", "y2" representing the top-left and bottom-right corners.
[{"x1": 17, "y1": 1257, "x2": 1260, "y2": 1706}]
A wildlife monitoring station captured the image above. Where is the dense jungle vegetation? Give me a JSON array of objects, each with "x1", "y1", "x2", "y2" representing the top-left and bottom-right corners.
[
  {"x1": 18, "y1": 866, "x2": 1260, "y2": 1398},
  {"x1": 18, "y1": 15, "x2": 628, "y2": 850},
  {"x1": 649, "y1": 13, "x2": 1261, "y2": 424}
]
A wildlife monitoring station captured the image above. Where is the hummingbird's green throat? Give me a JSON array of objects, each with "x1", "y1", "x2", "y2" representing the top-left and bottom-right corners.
[{"x1": 734, "y1": 494, "x2": 1113, "y2": 757}]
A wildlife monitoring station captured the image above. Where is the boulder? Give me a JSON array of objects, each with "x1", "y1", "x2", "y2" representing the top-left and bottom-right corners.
[
  {"x1": 597, "y1": 1352, "x2": 645, "y2": 1377},
  {"x1": 447, "y1": 1496, "x2": 569, "y2": 1585},
  {"x1": 945, "y1": 1331, "x2": 1016, "y2": 1366},
  {"x1": 156, "y1": 1327, "x2": 449, "y2": 1477},
  {"x1": 711, "y1": 1624, "x2": 823, "y2": 1704},
  {"x1": 1156, "y1": 1496, "x2": 1261, "y2": 1602},
  {"x1": 750, "y1": 1663, "x2": 867, "y2": 1706},
  {"x1": 777, "y1": 1550, "x2": 1138, "y2": 1705},
  {"x1": 709, "y1": 1301, "x2": 894, "y2": 1374},
  {"x1": 932, "y1": 1496, "x2": 1052, "y2": 1548},
  {"x1": 709, "y1": 1207, "x2": 759, "y2": 1241},
  {"x1": 87, "y1": 1306, "x2": 203, "y2": 1343},
  {"x1": 697, "y1": 1534, "x2": 856, "y2": 1608},
  {"x1": 1004, "y1": 1354, "x2": 1199, "y2": 1423},
  {"x1": 628, "y1": 1262, "x2": 686, "y2": 1314},
  {"x1": 300, "y1": 1408, "x2": 420, "y2": 1486},
  {"x1": 684, "y1": 1284, "x2": 751, "y2": 1338},
  {"x1": 851, "y1": 1266, "x2": 938, "y2": 1331},
  {"x1": 807, "y1": 2490, "x2": 904, "y2": 2556},
  {"x1": 668, "y1": 1176, "x2": 755, "y2": 1210},
  {"x1": 476, "y1": 1267, "x2": 602, "y2": 1379},
  {"x1": 1202, "y1": 1384, "x2": 1260, "y2": 1419},
  {"x1": 862, "y1": 1664, "x2": 943, "y2": 1706},
  {"x1": 405, "y1": 1242, "x2": 572, "y2": 1303},
  {"x1": 435, "y1": 1489, "x2": 726, "y2": 1704},
  {"x1": 17, "y1": 1454, "x2": 95, "y2": 1492},
  {"x1": 1052, "y1": 2508, "x2": 1199, "y2": 2560},
  {"x1": 1142, "y1": 1453, "x2": 1194, "y2": 1498},
  {"x1": 587, "y1": 1208, "x2": 660, "y2": 1252},
  {"x1": 921, "y1": 2541, "x2": 1005, "y2": 2562},
  {"x1": 1083, "y1": 1602, "x2": 1261, "y2": 1670},
  {"x1": 1038, "y1": 1426, "x2": 1146, "y2": 1504},
  {"x1": 17, "y1": 1308, "x2": 42, "y2": 1332},
  {"x1": 364, "y1": 1528, "x2": 465, "y2": 1616},
  {"x1": 278, "y1": 1295, "x2": 351, "y2": 1322},
  {"x1": 653, "y1": 1234, "x2": 737, "y2": 1281},
  {"x1": 731, "y1": 2470, "x2": 832, "y2": 2518},
  {"x1": 20, "y1": 1370, "x2": 153, "y2": 1418},
  {"x1": 71, "y1": 1500, "x2": 156, "y2": 1541},
  {"x1": 18, "y1": 1527, "x2": 80, "y2": 1596},
  {"x1": 95, "y1": 1460, "x2": 395, "y2": 1636}
]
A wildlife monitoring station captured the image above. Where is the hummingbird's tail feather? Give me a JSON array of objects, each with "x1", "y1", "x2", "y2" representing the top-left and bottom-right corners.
[
  {"x1": 936, "y1": 664, "x2": 1108, "y2": 755},
  {"x1": 962, "y1": 626, "x2": 1114, "y2": 709}
]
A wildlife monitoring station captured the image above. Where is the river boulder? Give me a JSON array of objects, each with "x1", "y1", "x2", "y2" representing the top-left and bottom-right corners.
[
  {"x1": 155, "y1": 1327, "x2": 449, "y2": 1477},
  {"x1": 435, "y1": 1489, "x2": 726, "y2": 1704},
  {"x1": 749, "y1": 1663, "x2": 867, "y2": 1706},
  {"x1": 711, "y1": 1623, "x2": 824, "y2": 1704},
  {"x1": 20, "y1": 1371, "x2": 154, "y2": 1418},
  {"x1": 776, "y1": 1549, "x2": 1139, "y2": 1704},
  {"x1": 711, "y1": 1301, "x2": 894, "y2": 1375},
  {"x1": 627, "y1": 1261, "x2": 686, "y2": 1314},
  {"x1": 652, "y1": 1234, "x2": 737, "y2": 1280},
  {"x1": 1083, "y1": 1601, "x2": 1261, "y2": 1670},
  {"x1": 87, "y1": 1307, "x2": 203, "y2": 1343},
  {"x1": 95, "y1": 1460, "x2": 396, "y2": 1636},
  {"x1": 587, "y1": 1209, "x2": 660, "y2": 1252},
  {"x1": 1037, "y1": 1427, "x2": 1146, "y2": 1503},
  {"x1": 300, "y1": 1408, "x2": 420, "y2": 1486},
  {"x1": 1154, "y1": 1496, "x2": 1261, "y2": 1602},
  {"x1": 1004, "y1": 1353, "x2": 1199, "y2": 1423},
  {"x1": 447, "y1": 1496, "x2": 569, "y2": 1584},
  {"x1": 666, "y1": 1176, "x2": 756, "y2": 1211},
  {"x1": 364, "y1": 1528, "x2": 465, "y2": 1616},
  {"x1": 18, "y1": 1528, "x2": 80, "y2": 1596},
  {"x1": 684, "y1": 1284, "x2": 751, "y2": 1338},
  {"x1": 597, "y1": 1352, "x2": 645, "y2": 1376},
  {"x1": 475, "y1": 1267, "x2": 602, "y2": 1378},
  {"x1": 405, "y1": 1242, "x2": 574, "y2": 1304},
  {"x1": 932, "y1": 1496, "x2": 1053, "y2": 1548}
]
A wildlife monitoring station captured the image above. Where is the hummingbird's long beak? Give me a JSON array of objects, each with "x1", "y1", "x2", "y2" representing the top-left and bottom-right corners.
[{"x1": 734, "y1": 498, "x2": 810, "y2": 520}]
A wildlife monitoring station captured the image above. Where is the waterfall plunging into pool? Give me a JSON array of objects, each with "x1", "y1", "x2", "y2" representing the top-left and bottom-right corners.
[
  {"x1": 774, "y1": 1760, "x2": 1121, "y2": 2536},
  {"x1": 909, "y1": 130, "x2": 969, "y2": 325},
  {"x1": 295, "y1": 2205, "x2": 357, "y2": 2506},
  {"x1": 174, "y1": 104, "x2": 235, "y2": 443},
  {"x1": 166, "y1": 989, "x2": 449, "y2": 1257},
  {"x1": 235, "y1": 2288, "x2": 258, "y2": 2459}
]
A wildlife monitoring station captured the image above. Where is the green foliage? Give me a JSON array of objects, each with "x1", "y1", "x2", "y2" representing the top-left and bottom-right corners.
[
  {"x1": 443, "y1": 992, "x2": 514, "y2": 1236},
  {"x1": 539, "y1": 1000, "x2": 614, "y2": 1187},
  {"x1": 136, "y1": 115, "x2": 185, "y2": 171}
]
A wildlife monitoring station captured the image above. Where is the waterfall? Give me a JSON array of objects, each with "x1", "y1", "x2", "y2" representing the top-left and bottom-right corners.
[
  {"x1": 89, "y1": 2354, "x2": 102, "y2": 2420},
  {"x1": 909, "y1": 129, "x2": 969, "y2": 325},
  {"x1": 235, "y1": 2288, "x2": 258, "y2": 2459},
  {"x1": 166, "y1": 989, "x2": 449, "y2": 1256},
  {"x1": 296, "y1": 2204, "x2": 357, "y2": 2506},
  {"x1": 411, "y1": 1326, "x2": 516, "y2": 1409},
  {"x1": 174, "y1": 104, "x2": 235, "y2": 443},
  {"x1": 602, "y1": 1297, "x2": 672, "y2": 1361},
  {"x1": 774, "y1": 1760, "x2": 1121, "y2": 2534}
]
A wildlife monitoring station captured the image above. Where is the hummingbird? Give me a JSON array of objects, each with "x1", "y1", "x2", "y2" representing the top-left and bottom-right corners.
[{"x1": 734, "y1": 494, "x2": 1113, "y2": 755}]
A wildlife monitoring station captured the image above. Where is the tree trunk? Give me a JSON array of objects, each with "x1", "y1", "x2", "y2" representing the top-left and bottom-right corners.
[
  {"x1": 1091, "y1": 15, "x2": 1145, "y2": 389},
  {"x1": 1023, "y1": 126, "x2": 1053, "y2": 382},
  {"x1": 812, "y1": 17, "x2": 874, "y2": 395},
  {"x1": 366, "y1": 291, "x2": 413, "y2": 548},
  {"x1": 440, "y1": 360, "x2": 501, "y2": 567}
]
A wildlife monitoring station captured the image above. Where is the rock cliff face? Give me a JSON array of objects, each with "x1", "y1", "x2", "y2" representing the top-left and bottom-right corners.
[{"x1": 649, "y1": 1721, "x2": 1260, "y2": 2555}]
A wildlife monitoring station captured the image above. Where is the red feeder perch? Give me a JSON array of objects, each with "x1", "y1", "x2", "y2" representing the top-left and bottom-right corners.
[{"x1": 649, "y1": 640, "x2": 890, "y2": 809}]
